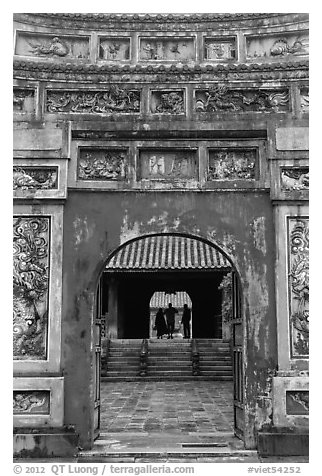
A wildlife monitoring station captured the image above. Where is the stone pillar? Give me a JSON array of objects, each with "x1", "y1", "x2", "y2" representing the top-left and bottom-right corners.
[
  {"x1": 13, "y1": 124, "x2": 77, "y2": 457},
  {"x1": 107, "y1": 277, "x2": 119, "y2": 338}
]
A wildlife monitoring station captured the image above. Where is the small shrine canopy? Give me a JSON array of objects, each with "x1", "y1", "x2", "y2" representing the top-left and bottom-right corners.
[
  {"x1": 106, "y1": 235, "x2": 231, "y2": 271},
  {"x1": 150, "y1": 291, "x2": 192, "y2": 309}
]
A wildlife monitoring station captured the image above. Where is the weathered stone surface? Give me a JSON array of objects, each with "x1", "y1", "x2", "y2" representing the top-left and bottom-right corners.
[
  {"x1": 13, "y1": 127, "x2": 63, "y2": 151},
  {"x1": 276, "y1": 127, "x2": 309, "y2": 150}
]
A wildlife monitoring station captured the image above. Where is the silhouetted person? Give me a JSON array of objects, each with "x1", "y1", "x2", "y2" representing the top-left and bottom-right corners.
[
  {"x1": 155, "y1": 308, "x2": 167, "y2": 339},
  {"x1": 164, "y1": 303, "x2": 178, "y2": 339},
  {"x1": 181, "y1": 304, "x2": 191, "y2": 338}
]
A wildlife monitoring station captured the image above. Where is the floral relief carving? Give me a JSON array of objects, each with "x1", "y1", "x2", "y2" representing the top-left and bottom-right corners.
[
  {"x1": 78, "y1": 149, "x2": 126, "y2": 180},
  {"x1": 140, "y1": 38, "x2": 194, "y2": 61},
  {"x1": 151, "y1": 91, "x2": 184, "y2": 114},
  {"x1": 195, "y1": 86, "x2": 289, "y2": 113},
  {"x1": 46, "y1": 87, "x2": 140, "y2": 114},
  {"x1": 281, "y1": 168, "x2": 309, "y2": 191},
  {"x1": 13, "y1": 167, "x2": 58, "y2": 190},
  {"x1": 13, "y1": 217, "x2": 50, "y2": 360},
  {"x1": 13, "y1": 391, "x2": 50, "y2": 414},
  {"x1": 13, "y1": 88, "x2": 35, "y2": 112},
  {"x1": 99, "y1": 39, "x2": 130, "y2": 60},
  {"x1": 288, "y1": 218, "x2": 309, "y2": 357},
  {"x1": 208, "y1": 149, "x2": 256, "y2": 180},
  {"x1": 204, "y1": 38, "x2": 236, "y2": 60}
]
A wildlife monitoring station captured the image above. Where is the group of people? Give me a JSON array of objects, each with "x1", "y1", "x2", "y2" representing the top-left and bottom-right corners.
[{"x1": 154, "y1": 303, "x2": 191, "y2": 339}]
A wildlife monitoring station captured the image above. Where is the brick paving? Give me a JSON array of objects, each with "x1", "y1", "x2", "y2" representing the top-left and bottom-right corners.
[{"x1": 100, "y1": 381, "x2": 234, "y2": 434}]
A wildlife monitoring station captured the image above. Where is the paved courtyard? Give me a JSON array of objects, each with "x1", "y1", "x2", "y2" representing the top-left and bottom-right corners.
[{"x1": 100, "y1": 380, "x2": 234, "y2": 434}]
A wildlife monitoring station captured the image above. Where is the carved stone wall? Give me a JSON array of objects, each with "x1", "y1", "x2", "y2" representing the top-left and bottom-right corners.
[
  {"x1": 78, "y1": 149, "x2": 127, "y2": 181},
  {"x1": 13, "y1": 217, "x2": 50, "y2": 360},
  {"x1": 13, "y1": 167, "x2": 58, "y2": 190},
  {"x1": 208, "y1": 149, "x2": 256, "y2": 181},
  {"x1": 288, "y1": 218, "x2": 309, "y2": 358}
]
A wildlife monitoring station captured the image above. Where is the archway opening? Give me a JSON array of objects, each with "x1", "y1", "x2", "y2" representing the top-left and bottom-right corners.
[{"x1": 149, "y1": 291, "x2": 192, "y2": 338}]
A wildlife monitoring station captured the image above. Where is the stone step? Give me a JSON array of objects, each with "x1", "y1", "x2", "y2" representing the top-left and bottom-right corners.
[{"x1": 101, "y1": 376, "x2": 233, "y2": 382}]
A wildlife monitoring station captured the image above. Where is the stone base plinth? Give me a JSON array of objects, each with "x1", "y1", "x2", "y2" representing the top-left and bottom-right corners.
[
  {"x1": 13, "y1": 427, "x2": 78, "y2": 459},
  {"x1": 257, "y1": 428, "x2": 309, "y2": 457}
]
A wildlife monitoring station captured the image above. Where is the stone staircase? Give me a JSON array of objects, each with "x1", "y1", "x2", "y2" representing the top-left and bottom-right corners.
[
  {"x1": 196, "y1": 339, "x2": 233, "y2": 381},
  {"x1": 101, "y1": 338, "x2": 233, "y2": 381},
  {"x1": 146, "y1": 339, "x2": 192, "y2": 380},
  {"x1": 101, "y1": 339, "x2": 142, "y2": 382}
]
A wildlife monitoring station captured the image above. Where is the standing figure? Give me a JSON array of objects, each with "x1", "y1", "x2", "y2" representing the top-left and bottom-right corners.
[
  {"x1": 164, "y1": 303, "x2": 178, "y2": 339},
  {"x1": 155, "y1": 308, "x2": 167, "y2": 339},
  {"x1": 181, "y1": 304, "x2": 191, "y2": 338}
]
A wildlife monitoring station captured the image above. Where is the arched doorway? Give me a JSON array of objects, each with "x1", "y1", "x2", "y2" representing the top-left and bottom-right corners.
[{"x1": 94, "y1": 233, "x2": 244, "y2": 441}]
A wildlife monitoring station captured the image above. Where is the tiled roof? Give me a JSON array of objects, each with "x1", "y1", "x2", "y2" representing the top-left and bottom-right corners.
[
  {"x1": 106, "y1": 235, "x2": 231, "y2": 271},
  {"x1": 150, "y1": 291, "x2": 192, "y2": 309}
]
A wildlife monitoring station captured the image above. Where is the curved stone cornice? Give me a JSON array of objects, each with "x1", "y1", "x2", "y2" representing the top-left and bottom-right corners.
[
  {"x1": 14, "y1": 12, "x2": 309, "y2": 31},
  {"x1": 13, "y1": 59, "x2": 309, "y2": 83}
]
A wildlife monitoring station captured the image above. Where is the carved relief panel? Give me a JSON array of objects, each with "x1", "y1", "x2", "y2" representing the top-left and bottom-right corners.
[
  {"x1": 300, "y1": 88, "x2": 309, "y2": 113},
  {"x1": 150, "y1": 90, "x2": 184, "y2": 114},
  {"x1": 246, "y1": 32, "x2": 309, "y2": 59},
  {"x1": 195, "y1": 86, "x2": 289, "y2": 113},
  {"x1": 15, "y1": 32, "x2": 90, "y2": 59},
  {"x1": 139, "y1": 37, "x2": 195, "y2": 61},
  {"x1": 98, "y1": 37, "x2": 130, "y2": 61},
  {"x1": 78, "y1": 149, "x2": 127, "y2": 181},
  {"x1": 286, "y1": 391, "x2": 309, "y2": 415},
  {"x1": 13, "y1": 167, "x2": 58, "y2": 190},
  {"x1": 13, "y1": 88, "x2": 35, "y2": 113},
  {"x1": 204, "y1": 37, "x2": 236, "y2": 61},
  {"x1": 208, "y1": 149, "x2": 257, "y2": 181},
  {"x1": 288, "y1": 218, "x2": 309, "y2": 358},
  {"x1": 281, "y1": 167, "x2": 309, "y2": 191},
  {"x1": 138, "y1": 149, "x2": 198, "y2": 180},
  {"x1": 13, "y1": 391, "x2": 50, "y2": 414},
  {"x1": 13, "y1": 217, "x2": 50, "y2": 360},
  {"x1": 46, "y1": 87, "x2": 141, "y2": 114}
]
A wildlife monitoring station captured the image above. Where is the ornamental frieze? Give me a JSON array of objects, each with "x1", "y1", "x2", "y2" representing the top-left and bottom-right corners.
[
  {"x1": 288, "y1": 218, "x2": 309, "y2": 358},
  {"x1": 286, "y1": 391, "x2": 309, "y2": 415},
  {"x1": 78, "y1": 149, "x2": 127, "y2": 180},
  {"x1": 13, "y1": 217, "x2": 50, "y2": 360},
  {"x1": 13, "y1": 88, "x2": 35, "y2": 113},
  {"x1": 281, "y1": 168, "x2": 309, "y2": 191},
  {"x1": 46, "y1": 88, "x2": 140, "y2": 114},
  {"x1": 195, "y1": 86, "x2": 289, "y2": 112},
  {"x1": 13, "y1": 167, "x2": 58, "y2": 190},
  {"x1": 15, "y1": 32, "x2": 90, "y2": 59},
  {"x1": 208, "y1": 149, "x2": 256, "y2": 180},
  {"x1": 151, "y1": 91, "x2": 184, "y2": 114},
  {"x1": 246, "y1": 32, "x2": 309, "y2": 59},
  {"x1": 13, "y1": 60, "x2": 309, "y2": 84},
  {"x1": 139, "y1": 37, "x2": 195, "y2": 61},
  {"x1": 138, "y1": 149, "x2": 198, "y2": 180},
  {"x1": 13, "y1": 391, "x2": 50, "y2": 414}
]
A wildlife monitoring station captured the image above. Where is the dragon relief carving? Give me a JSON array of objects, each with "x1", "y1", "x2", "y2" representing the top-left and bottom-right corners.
[
  {"x1": 78, "y1": 150, "x2": 126, "y2": 180},
  {"x1": 281, "y1": 168, "x2": 309, "y2": 191},
  {"x1": 13, "y1": 167, "x2": 58, "y2": 190},
  {"x1": 46, "y1": 87, "x2": 140, "y2": 114},
  {"x1": 208, "y1": 149, "x2": 256, "y2": 180},
  {"x1": 13, "y1": 391, "x2": 49, "y2": 414},
  {"x1": 13, "y1": 217, "x2": 50, "y2": 359},
  {"x1": 286, "y1": 391, "x2": 309, "y2": 414},
  {"x1": 195, "y1": 86, "x2": 289, "y2": 113},
  {"x1": 270, "y1": 37, "x2": 309, "y2": 57},
  {"x1": 289, "y1": 219, "x2": 309, "y2": 357},
  {"x1": 154, "y1": 91, "x2": 184, "y2": 114}
]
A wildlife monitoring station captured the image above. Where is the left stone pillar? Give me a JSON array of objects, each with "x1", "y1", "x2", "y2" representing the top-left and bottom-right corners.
[{"x1": 13, "y1": 122, "x2": 77, "y2": 458}]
